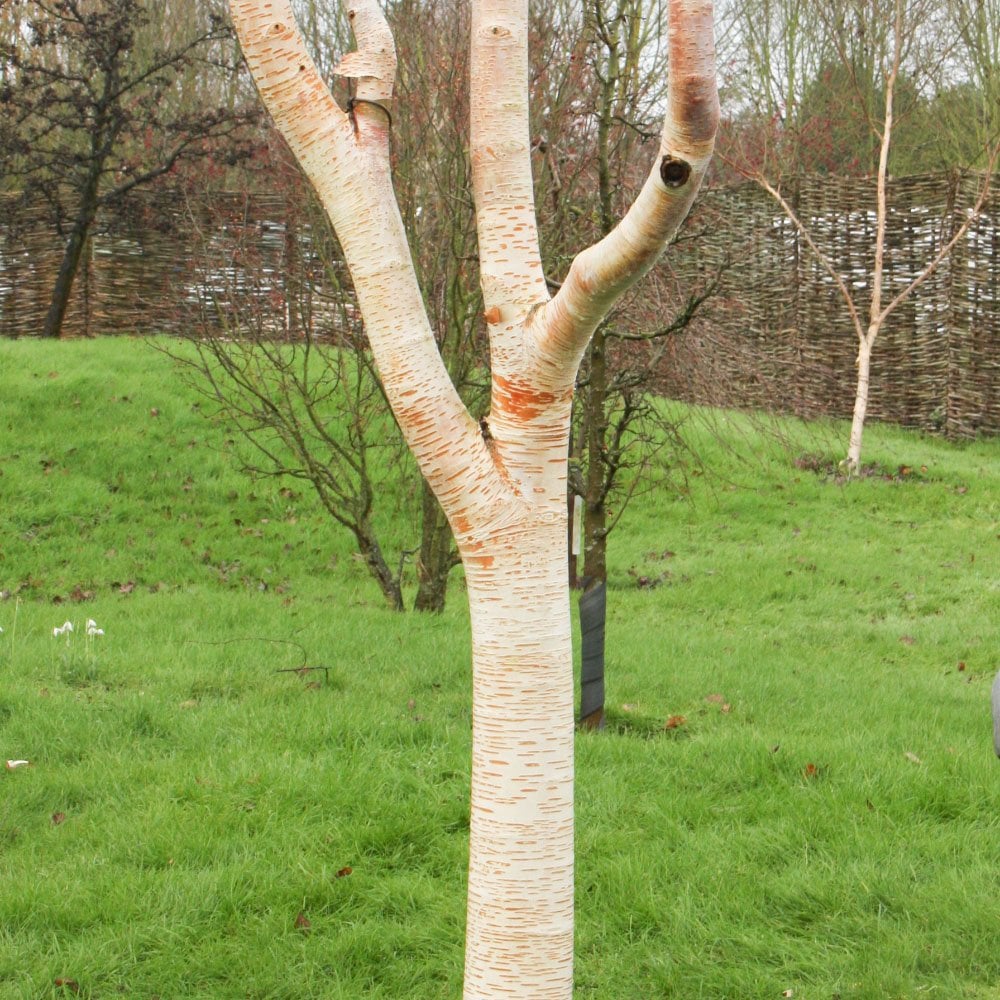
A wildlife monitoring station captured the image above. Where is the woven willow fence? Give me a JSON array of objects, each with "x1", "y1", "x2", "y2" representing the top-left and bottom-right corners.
[
  {"x1": 0, "y1": 188, "x2": 342, "y2": 343},
  {"x1": 1, "y1": 171, "x2": 996, "y2": 437}
]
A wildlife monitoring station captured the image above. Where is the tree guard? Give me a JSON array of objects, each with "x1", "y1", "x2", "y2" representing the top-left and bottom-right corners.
[{"x1": 578, "y1": 580, "x2": 607, "y2": 729}]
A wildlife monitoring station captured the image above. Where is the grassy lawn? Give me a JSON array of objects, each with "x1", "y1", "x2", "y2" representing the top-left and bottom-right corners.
[{"x1": 1, "y1": 337, "x2": 997, "y2": 999}]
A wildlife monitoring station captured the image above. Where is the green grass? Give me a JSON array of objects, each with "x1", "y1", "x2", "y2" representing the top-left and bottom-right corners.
[{"x1": 1, "y1": 337, "x2": 998, "y2": 999}]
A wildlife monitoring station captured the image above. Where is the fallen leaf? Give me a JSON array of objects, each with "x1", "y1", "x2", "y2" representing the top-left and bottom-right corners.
[
  {"x1": 294, "y1": 911, "x2": 311, "y2": 933},
  {"x1": 803, "y1": 763, "x2": 819, "y2": 778},
  {"x1": 51, "y1": 812, "x2": 66, "y2": 825},
  {"x1": 904, "y1": 751, "x2": 921, "y2": 764},
  {"x1": 118, "y1": 581, "x2": 136, "y2": 594},
  {"x1": 705, "y1": 693, "x2": 726, "y2": 704},
  {"x1": 898, "y1": 635, "x2": 915, "y2": 646},
  {"x1": 664, "y1": 715, "x2": 687, "y2": 730},
  {"x1": 54, "y1": 979, "x2": 80, "y2": 993},
  {"x1": 957, "y1": 661, "x2": 966, "y2": 672},
  {"x1": 335, "y1": 866, "x2": 353, "y2": 878}
]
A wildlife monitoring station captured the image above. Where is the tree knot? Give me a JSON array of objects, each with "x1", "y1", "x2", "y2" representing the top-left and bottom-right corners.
[{"x1": 659, "y1": 155, "x2": 691, "y2": 188}]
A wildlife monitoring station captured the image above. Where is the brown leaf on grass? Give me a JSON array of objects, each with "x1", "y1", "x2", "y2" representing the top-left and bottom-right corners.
[
  {"x1": 664, "y1": 715, "x2": 687, "y2": 730},
  {"x1": 51, "y1": 812, "x2": 66, "y2": 825},
  {"x1": 957, "y1": 661, "x2": 966, "y2": 672},
  {"x1": 54, "y1": 979, "x2": 80, "y2": 993},
  {"x1": 898, "y1": 635, "x2": 916, "y2": 646},
  {"x1": 335, "y1": 866, "x2": 353, "y2": 878},
  {"x1": 705, "y1": 693, "x2": 725, "y2": 704},
  {"x1": 117, "y1": 581, "x2": 136, "y2": 594},
  {"x1": 803, "y1": 763, "x2": 819, "y2": 778},
  {"x1": 69, "y1": 585, "x2": 95, "y2": 602},
  {"x1": 294, "y1": 911, "x2": 312, "y2": 933}
]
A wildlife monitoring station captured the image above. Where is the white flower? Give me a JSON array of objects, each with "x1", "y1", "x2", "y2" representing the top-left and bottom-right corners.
[
  {"x1": 86, "y1": 619, "x2": 97, "y2": 629},
  {"x1": 53, "y1": 620, "x2": 74, "y2": 637},
  {"x1": 87, "y1": 624, "x2": 104, "y2": 637}
]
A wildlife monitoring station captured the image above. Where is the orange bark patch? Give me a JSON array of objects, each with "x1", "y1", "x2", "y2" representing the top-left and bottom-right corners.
[{"x1": 493, "y1": 375, "x2": 563, "y2": 421}]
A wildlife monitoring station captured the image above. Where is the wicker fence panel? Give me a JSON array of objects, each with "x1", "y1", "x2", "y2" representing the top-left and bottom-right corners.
[{"x1": 1, "y1": 172, "x2": 997, "y2": 437}]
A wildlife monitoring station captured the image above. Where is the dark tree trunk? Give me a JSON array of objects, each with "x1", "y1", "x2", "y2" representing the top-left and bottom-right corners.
[
  {"x1": 42, "y1": 171, "x2": 101, "y2": 340},
  {"x1": 356, "y1": 527, "x2": 405, "y2": 612},
  {"x1": 413, "y1": 478, "x2": 456, "y2": 612},
  {"x1": 582, "y1": 326, "x2": 609, "y2": 584}
]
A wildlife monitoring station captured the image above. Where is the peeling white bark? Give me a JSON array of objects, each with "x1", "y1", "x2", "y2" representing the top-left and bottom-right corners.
[{"x1": 227, "y1": 0, "x2": 717, "y2": 994}]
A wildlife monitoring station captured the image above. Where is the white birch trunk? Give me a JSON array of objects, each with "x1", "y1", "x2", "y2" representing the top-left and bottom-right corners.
[
  {"x1": 226, "y1": 0, "x2": 717, "y2": 993},
  {"x1": 847, "y1": 331, "x2": 875, "y2": 474}
]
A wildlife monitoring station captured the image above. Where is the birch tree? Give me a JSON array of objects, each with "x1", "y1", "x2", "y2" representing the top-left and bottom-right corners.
[
  {"x1": 725, "y1": 0, "x2": 996, "y2": 472},
  {"x1": 227, "y1": 0, "x2": 717, "y2": 993}
]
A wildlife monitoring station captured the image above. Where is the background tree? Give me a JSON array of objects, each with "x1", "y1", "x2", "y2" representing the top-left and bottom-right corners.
[
  {"x1": 226, "y1": 0, "x2": 717, "y2": 995},
  {"x1": 529, "y1": 0, "x2": 719, "y2": 725},
  {"x1": 0, "y1": 0, "x2": 255, "y2": 339}
]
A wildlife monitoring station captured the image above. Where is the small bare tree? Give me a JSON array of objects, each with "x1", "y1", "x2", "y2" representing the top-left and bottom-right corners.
[{"x1": 725, "y1": 0, "x2": 996, "y2": 472}]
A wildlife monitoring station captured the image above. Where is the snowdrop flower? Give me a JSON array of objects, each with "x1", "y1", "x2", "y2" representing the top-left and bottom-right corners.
[
  {"x1": 53, "y1": 621, "x2": 74, "y2": 637},
  {"x1": 86, "y1": 619, "x2": 104, "y2": 637}
]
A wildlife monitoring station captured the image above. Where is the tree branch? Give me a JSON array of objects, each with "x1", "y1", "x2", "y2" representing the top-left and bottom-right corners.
[
  {"x1": 469, "y1": 0, "x2": 548, "y2": 318},
  {"x1": 531, "y1": 0, "x2": 719, "y2": 379}
]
